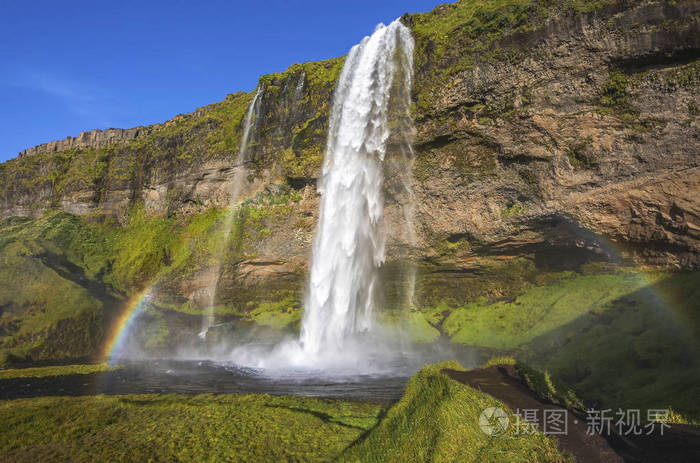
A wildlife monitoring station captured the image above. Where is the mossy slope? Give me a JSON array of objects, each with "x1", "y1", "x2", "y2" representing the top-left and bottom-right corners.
[
  {"x1": 0, "y1": 213, "x2": 122, "y2": 365},
  {"x1": 338, "y1": 362, "x2": 564, "y2": 462},
  {"x1": 421, "y1": 269, "x2": 700, "y2": 423}
]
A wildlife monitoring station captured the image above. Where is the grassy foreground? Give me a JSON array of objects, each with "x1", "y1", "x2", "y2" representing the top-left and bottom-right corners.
[
  {"x1": 0, "y1": 362, "x2": 566, "y2": 462},
  {"x1": 338, "y1": 362, "x2": 564, "y2": 463},
  {"x1": 0, "y1": 393, "x2": 382, "y2": 463},
  {"x1": 0, "y1": 363, "x2": 120, "y2": 380}
]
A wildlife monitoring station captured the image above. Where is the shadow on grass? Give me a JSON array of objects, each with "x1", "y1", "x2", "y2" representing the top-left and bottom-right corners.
[
  {"x1": 520, "y1": 272, "x2": 700, "y2": 422},
  {"x1": 263, "y1": 403, "x2": 379, "y2": 431}
]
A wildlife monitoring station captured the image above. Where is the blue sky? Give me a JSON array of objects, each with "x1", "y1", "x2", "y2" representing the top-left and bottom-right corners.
[{"x1": 0, "y1": 0, "x2": 441, "y2": 162}]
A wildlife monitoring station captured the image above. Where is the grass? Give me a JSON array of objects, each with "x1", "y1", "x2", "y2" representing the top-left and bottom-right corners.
[
  {"x1": 480, "y1": 357, "x2": 584, "y2": 410},
  {"x1": 528, "y1": 271, "x2": 700, "y2": 423},
  {"x1": 0, "y1": 362, "x2": 574, "y2": 462},
  {"x1": 0, "y1": 393, "x2": 382, "y2": 463},
  {"x1": 246, "y1": 296, "x2": 301, "y2": 330},
  {"x1": 401, "y1": 311, "x2": 443, "y2": 343},
  {"x1": 0, "y1": 213, "x2": 119, "y2": 365},
  {"x1": 514, "y1": 362, "x2": 584, "y2": 410},
  {"x1": 440, "y1": 271, "x2": 657, "y2": 350},
  {"x1": 0, "y1": 208, "x2": 224, "y2": 365},
  {"x1": 337, "y1": 362, "x2": 564, "y2": 462},
  {"x1": 483, "y1": 356, "x2": 517, "y2": 367},
  {"x1": 430, "y1": 269, "x2": 700, "y2": 424},
  {"x1": 0, "y1": 363, "x2": 121, "y2": 379}
]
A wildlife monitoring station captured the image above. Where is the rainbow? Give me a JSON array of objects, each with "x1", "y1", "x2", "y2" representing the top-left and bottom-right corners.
[{"x1": 101, "y1": 286, "x2": 153, "y2": 364}]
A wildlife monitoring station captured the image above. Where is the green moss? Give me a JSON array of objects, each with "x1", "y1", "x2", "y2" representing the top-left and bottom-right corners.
[
  {"x1": 500, "y1": 200, "x2": 525, "y2": 217},
  {"x1": 246, "y1": 296, "x2": 301, "y2": 330},
  {"x1": 0, "y1": 206, "x2": 241, "y2": 364},
  {"x1": 0, "y1": 363, "x2": 121, "y2": 379},
  {"x1": 482, "y1": 356, "x2": 517, "y2": 367},
  {"x1": 516, "y1": 363, "x2": 584, "y2": 410},
  {"x1": 109, "y1": 207, "x2": 178, "y2": 289},
  {"x1": 0, "y1": 212, "x2": 122, "y2": 365},
  {"x1": 598, "y1": 70, "x2": 640, "y2": 122},
  {"x1": 527, "y1": 271, "x2": 700, "y2": 424},
  {"x1": 435, "y1": 269, "x2": 700, "y2": 424},
  {"x1": 442, "y1": 271, "x2": 657, "y2": 350},
  {"x1": 170, "y1": 301, "x2": 241, "y2": 317},
  {"x1": 0, "y1": 393, "x2": 382, "y2": 462},
  {"x1": 566, "y1": 136, "x2": 594, "y2": 168},
  {"x1": 479, "y1": 358, "x2": 583, "y2": 409},
  {"x1": 564, "y1": 0, "x2": 617, "y2": 13},
  {"x1": 338, "y1": 362, "x2": 563, "y2": 462},
  {"x1": 386, "y1": 311, "x2": 442, "y2": 343}
]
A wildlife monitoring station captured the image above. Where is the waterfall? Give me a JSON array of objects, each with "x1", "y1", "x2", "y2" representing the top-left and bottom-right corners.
[
  {"x1": 199, "y1": 88, "x2": 262, "y2": 338},
  {"x1": 299, "y1": 20, "x2": 415, "y2": 356},
  {"x1": 239, "y1": 88, "x2": 262, "y2": 162}
]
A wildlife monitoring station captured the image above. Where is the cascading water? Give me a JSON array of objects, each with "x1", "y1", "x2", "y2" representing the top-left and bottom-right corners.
[
  {"x1": 232, "y1": 20, "x2": 413, "y2": 374},
  {"x1": 199, "y1": 88, "x2": 262, "y2": 338},
  {"x1": 239, "y1": 88, "x2": 262, "y2": 160},
  {"x1": 299, "y1": 19, "x2": 415, "y2": 356},
  {"x1": 230, "y1": 19, "x2": 420, "y2": 372}
]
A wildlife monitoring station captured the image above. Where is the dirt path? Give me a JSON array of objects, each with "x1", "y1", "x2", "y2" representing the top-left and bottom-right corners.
[{"x1": 444, "y1": 366, "x2": 700, "y2": 463}]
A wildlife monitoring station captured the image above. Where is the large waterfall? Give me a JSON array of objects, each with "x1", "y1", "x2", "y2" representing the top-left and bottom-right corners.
[
  {"x1": 230, "y1": 19, "x2": 415, "y2": 371},
  {"x1": 300, "y1": 20, "x2": 414, "y2": 357}
]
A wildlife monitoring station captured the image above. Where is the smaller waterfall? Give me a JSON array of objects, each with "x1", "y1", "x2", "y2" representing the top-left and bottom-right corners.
[
  {"x1": 239, "y1": 88, "x2": 262, "y2": 162},
  {"x1": 295, "y1": 72, "x2": 305, "y2": 98},
  {"x1": 199, "y1": 88, "x2": 262, "y2": 338}
]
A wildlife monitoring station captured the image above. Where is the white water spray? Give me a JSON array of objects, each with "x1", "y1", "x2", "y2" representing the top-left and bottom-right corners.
[
  {"x1": 199, "y1": 88, "x2": 262, "y2": 338},
  {"x1": 300, "y1": 20, "x2": 413, "y2": 355},
  {"x1": 230, "y1": 20, "x2": 416, "y2": 371},
  {"x1": 300, "y1": 20, "x2": 415, "y2": 357}
]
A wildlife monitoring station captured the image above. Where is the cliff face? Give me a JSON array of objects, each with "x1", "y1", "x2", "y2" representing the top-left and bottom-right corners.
[
  {"x1": 0, "y1": 0, "x2": 699, "y2": 363},
  {"x1": 3, "y1": 0, "x2": 698, "y2": 267},
  {"x1": 408, "y1": 0, "x2": 700, "y2": 268},
  {"x1": 17, "y1": 127, "x2": 153, "y2": 158}
]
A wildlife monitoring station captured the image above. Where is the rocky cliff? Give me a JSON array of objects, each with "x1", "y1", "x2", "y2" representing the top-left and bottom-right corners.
[
  {"x1": 3, "y1": 0, "x2": 698, "y2": 266},
  {"x1": 17, "y1": 127, "x2": 155, "y2": 159},
  {"x1": 1, "y1": 0, "x2": 699, "y2": 364}
]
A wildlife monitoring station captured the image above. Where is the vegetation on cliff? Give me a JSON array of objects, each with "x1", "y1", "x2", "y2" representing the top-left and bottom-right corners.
[
  {"x1": 409, "y1": 0, "x2": 622, "y2": 115},
  {"x1": 0, "y1": 186, "x2": 312, "y2": 365},
  {"x1": 0, "y1": 213, "x2": 119, "y2": 365}
]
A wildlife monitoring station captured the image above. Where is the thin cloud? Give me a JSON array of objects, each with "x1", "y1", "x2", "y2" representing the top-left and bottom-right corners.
[{"x1": 11, "y1": 70, "x2": 113, "y2": 127}]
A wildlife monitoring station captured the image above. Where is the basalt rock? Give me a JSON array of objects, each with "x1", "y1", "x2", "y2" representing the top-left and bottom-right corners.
[{"x1": 0, "y1": 0, "x2": 698, "y2": 280}]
